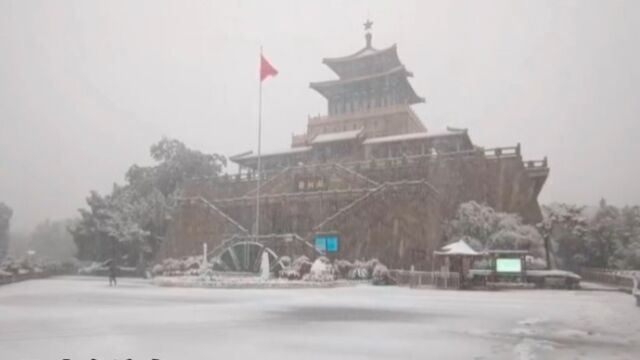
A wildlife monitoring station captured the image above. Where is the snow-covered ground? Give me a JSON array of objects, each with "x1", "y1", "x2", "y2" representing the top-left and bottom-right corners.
[{"x1": 0, "y1": 277, "x2": 639, "y2": 360}]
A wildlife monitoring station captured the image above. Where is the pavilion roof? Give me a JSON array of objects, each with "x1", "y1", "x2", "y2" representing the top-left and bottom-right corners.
[{"x1": 434, "y1": 239, "x2": 483, "y2": 256}]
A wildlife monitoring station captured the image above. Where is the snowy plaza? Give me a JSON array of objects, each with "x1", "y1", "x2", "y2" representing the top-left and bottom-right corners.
[{"x1": 0, "y1": 276, "x2": 639, "y2": 360}]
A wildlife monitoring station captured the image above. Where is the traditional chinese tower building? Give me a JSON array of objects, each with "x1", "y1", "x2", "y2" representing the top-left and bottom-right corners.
[
  {"x1": 160, "y1": 22, "x2": 550, "y2": 272},
  {"x1": 305, "y1": 24, "x2": 425, "y2": 141}
]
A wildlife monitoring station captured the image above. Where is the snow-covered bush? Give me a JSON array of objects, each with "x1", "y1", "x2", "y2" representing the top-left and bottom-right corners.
[
  {"x1": 78, "y1": 262, "x2": 107, "y2": 275},
  {"x1": 43, "y1": 260, "x2": 78, "y2": 274},
  {"x1": 364, "y1": 258, "x2": 380, "y2": 273},
  {"x1": 77, "y1": 261, "x2": 138, "y2": 277},
  {"x1": 274, "y1": 256, "x2": 292, "y2": 276},
  {"x1": 372, "y1": 263, "x2": 394, "y2": 285},
  {"x1": 526, "y1": 256, "x2": 547, "y2": 270},
  {"x1": 278, "y1": 256, "x2": 292, "y2": 267},
  {"x1": 292, "y1": 255, "x2": 312, "y2": 277},
  {"x1": 334, "y1": 259, "x2": 354, "y2": 278},
  {"x1": 279, "y1": 266, "x2": 301, "y2": 280},
  {"x1": 151, "y1": 263, "x2": 164, "y2": 275},
  {"x1": 198, "y1": 266, "x2": 216, "y2": 280},
  {"x1": 0, "y1": 257, "x2": 32, "y2": 275},
  {"x1": 347, "y1": 259, "x2": 380, "y2": 280},
  {"x1": 0, "y1": 257, "x2": 76, "y2": 280},
  {"x1": 303, "y1": 256, "x2": 336, "y2": 282},
  {"x1": 150, "y1": 256, "x2": 203, "y2": 277},
  {"x1": 184, "y1": 257, "x2": 201, "y2": 271},
  {"x1": 347, "y1": 265, "x2": 369, "y2": 280}
]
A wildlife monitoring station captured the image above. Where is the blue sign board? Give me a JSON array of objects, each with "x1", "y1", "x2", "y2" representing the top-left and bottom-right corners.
[
  {"x1": 326, "y1": 236, "x2": 338, "y2": 252},
  {"x1": 314, "y1": 234, "x2": 339, "y2": 253},
  {"x1": 314, "y1": 237, "x2": 326, "y2": 252}
]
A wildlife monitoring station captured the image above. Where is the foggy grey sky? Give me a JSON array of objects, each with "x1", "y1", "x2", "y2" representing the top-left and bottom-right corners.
[{"x1": 1, "y1": 0, "x2": 639, "y2": 232}]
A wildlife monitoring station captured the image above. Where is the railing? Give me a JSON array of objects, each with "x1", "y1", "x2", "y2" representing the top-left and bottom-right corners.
[
  {"x1": 483, "y1": 144, "x2": 520, "y2": 158},
  {"x1": 308, "y1": 104, "x2": 416, "y2": 125},
  {"x1": 291, "y1": 133, "x2": 308, "y2": 147},
  {"x1": 525, "y1": 158, "x2": 549, "y2": 169},
  {"x1": 343, "y1": 149, "x2": 480, "y2": 171},
  {"x1": 389, "y1": 269, "x2": 461, "y2": 289},
  {"x1": 579, "y1": 268, "x2": 639, "y2": 292},
  {"x1": 189, "y1": 144, "x2": 528, "y2": 185},
  {"x1": 213, "y1": 188, "x2": 371, "y2": 205},
  {"x1": 190, "y1": 169, "x2": 278, "y2": 184}
]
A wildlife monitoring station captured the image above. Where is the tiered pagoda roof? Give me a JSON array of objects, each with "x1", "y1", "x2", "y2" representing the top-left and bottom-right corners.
[
  {"x1": 310, "y1": 30, "x2": 424, "y2": 108},
  {"x1": 309, "y1": 65, "x2": 423, "y2": 104},
  {"x1": 322, "y1": 43, "x2": 401, "y2": 78}
]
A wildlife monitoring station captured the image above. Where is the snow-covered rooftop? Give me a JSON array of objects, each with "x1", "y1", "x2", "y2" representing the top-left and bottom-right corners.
[
  {"x1": 434, "y1": 239, "x2": 482, "y2": 256},
  {"x1": 233, "y1": 146, "x2": 312, "y2": 161},
  {"x1": 363, "y1": 130, "x2": 463, "y2": 145},
  {"x1": 323, "y1": 44, "x2": 398, "y2": 63},
  {"x1": 310, "y1": 66, "x2": 410, "y2": 89},
  {"x1": 311, "y1": 129, "x2": 363, "y2": 144}
]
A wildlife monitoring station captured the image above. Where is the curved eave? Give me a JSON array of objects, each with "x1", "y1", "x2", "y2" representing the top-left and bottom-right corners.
[
  {"x1": 322, "y1": 44, "x2": 398, "y2": 64},
  {"x1": 310, "y1": 65, "x2": 411, "y2": 90},
  {"x1": 310, "y1": 66, "x2": 424, "y2": 104},
  {"x1": 323, "y1": 44, "x2": 402, "y2": 78}
]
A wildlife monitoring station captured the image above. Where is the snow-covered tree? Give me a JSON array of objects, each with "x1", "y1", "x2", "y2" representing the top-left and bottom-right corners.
[
  {"x1": 613, "y1": 205, "x2": 640, "y2": 269},
  {"x1": 447, "y1": 201, "x2": 497, "y2": 244},
  {"x1": 489, "y1": 213, "x2": 544, "y2": 257},
  {"x1": 447, "y1": 201, "x2": 544, "y2": 257},
  {"x1": 448, "y1": 200, "x2": 640, "y2": 271},
  {"x1": 70, "y1": 138, "x2": 224, "y2": 266},
  {"x1": 540, "y1": 201, "x2": 640, "y2": 271},
  {"x1": 538, "y1": 203, "x2": 588, "y2": 270},
  {"x1": 585, "y1": 199, "x2": 623, "y2": 269},
  {"x1": 147, "y1": 137, "x2": 226, "y2": 196}
]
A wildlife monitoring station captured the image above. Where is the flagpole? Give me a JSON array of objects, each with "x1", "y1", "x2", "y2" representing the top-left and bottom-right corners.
[{"x1": 253, "y1": 46, "x2": 263, "y2": 270}]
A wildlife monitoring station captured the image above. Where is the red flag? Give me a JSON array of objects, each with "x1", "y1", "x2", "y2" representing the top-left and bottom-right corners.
[{"x1": 260, "y1": 54, "x2": 278, "y2": 81}]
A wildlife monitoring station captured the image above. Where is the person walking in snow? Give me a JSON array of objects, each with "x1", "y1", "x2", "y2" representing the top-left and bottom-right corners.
[{"x1": 108, "y1": 259, "x2": 118, "y2": 287}]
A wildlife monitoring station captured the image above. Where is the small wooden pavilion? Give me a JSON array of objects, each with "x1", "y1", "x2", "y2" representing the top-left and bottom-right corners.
[{"x1": 433, "y1": 238, "x2": 484, "y2": 288}]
